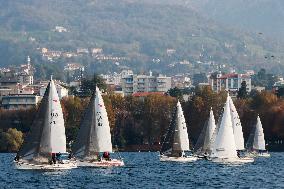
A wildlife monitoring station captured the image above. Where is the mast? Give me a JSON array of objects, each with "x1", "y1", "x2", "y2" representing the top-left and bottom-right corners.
[
  {"x1": 229, "y1": 97, "x2": 245, "y2": 150},
  {"x1": 253, "y1": 115, "x2": 266, "y2": 150},
  {"x1": 194, "y1": 108, "x2": 216, "y2": 155},
  {"x1": 160, "y1": 105, "x2": 177, "y2": 155},
  {"x1": 72, "y1": 87, "x2": 112, "y2": 159},
  {"x1": 17, "y1": 77, "x2": 66, "y2": 162},
  {"x1": 171, "y1": 101, "x2": 190, "y2": 156},
  {"x1": 93, "y1": 87, "x2": 112, "y2": 152},
  {"x1": 48, "y1": 78, "x2": 66, "y2": 153},
  {"x1": 211, "y1": 96, "x2": 238, "y2": 159},
  {"x1": 204, "y1": 108, "x2": 216, "y2": 153}
]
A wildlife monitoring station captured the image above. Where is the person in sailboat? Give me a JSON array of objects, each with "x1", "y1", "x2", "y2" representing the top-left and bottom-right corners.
[
  {"x1": 103, "y1": 151, "x2": 111, "y2": 161},
  {"x1": 14, "y1": 155, "x2": 20, "y2": 161},
  {"x1": 51, "y1": 153, "x2": 57, "y2": 164},
  {"x1": 56, "y1": 152, "x2": 63, "y2": 163}
]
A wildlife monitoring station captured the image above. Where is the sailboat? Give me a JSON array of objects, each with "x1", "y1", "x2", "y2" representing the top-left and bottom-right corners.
[
  {"x1": 72, "y1": 87, "x2": 124, "y2": 167},
  {"x1": 229, "y1": 97, "x2": 245, "y2": 151},
  {"x1": 247, "y1": 115, "x2": 270, "y2": 157},
  {"x1": 194, "y1": 108, "x2": 216, "y2": 158},
  {"x1": 210, "y1": 96, "x2": 254, "y2": 163},
  {"x1": 14, "y1": 77, "x2": 77, "y2": 170},
  {"x1": 160, "y1": 101, "x2": 197, "y2": 162}
]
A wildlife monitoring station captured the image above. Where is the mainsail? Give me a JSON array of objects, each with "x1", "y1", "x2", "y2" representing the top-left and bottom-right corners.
[
  {"x1": 161, "y1": 101, "x2": 190, "y2": 157},
  {"x1": 194, "y1": 108, "x2": 216, "y2": 155},
  {"x1": 211, "y1": 96, "x2": 238, "y2": 159},
  {"x1": 17, "y1": 78, "x2": 66, "y2": 162},
  {"x1": 229, "y1": 97, "x2": 245, "y2": 150},
  {"x1": 72, "y1": 87, "x2": 112, "y2": 159},
  {"x1": 253, "y1": 116, "x2": 266, "y2": 150}
]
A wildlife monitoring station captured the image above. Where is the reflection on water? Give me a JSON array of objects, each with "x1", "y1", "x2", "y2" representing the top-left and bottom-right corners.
[
  {"x1": 42, "y1": 169, "x2": 72, "y2": 176},
  {"x1": 1, "y1": 152, "x2": 284, "y2": 188}
]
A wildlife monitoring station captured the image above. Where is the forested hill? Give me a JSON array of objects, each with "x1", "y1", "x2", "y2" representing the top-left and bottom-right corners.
[
  {"x1": 188, "y1": 0, "x2": 284, "y2": 39},
  {"x1": 0, "y1": 0, "x2": 283, "y2": 75}
]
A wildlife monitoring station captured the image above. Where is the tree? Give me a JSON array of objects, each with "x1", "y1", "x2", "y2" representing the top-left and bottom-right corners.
[
  {"x1": 166, "y1": 87, "x2": 183, "y2": 100},
  {"x1": 77, "y1": 75, "x2": 107, "y2": 97},
  {"x1": 0, "y1": 128, "x2": 23, "y2": 152},
  {"x1": 275, "y1": 87, "x2": 284, "y2": 98},
  {"x1": 237, "y1": 81, "x2": 248, "y2": 99}
]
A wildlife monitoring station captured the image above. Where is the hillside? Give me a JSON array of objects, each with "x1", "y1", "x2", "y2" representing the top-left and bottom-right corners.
[
  {"x1": 188, "y1": 0, "x2": 284, "y2": 39},
  {"x1": 0, "y1": 0, "x2": 283, "y2": 77}
]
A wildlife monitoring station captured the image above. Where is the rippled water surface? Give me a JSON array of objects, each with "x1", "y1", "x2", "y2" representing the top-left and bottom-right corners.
[{"x1": 1, "y1": 152, "x2": 284, "y2": 188}]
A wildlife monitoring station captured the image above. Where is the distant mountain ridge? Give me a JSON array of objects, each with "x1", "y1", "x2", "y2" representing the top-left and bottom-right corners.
[
  {"x1": 0, "y1": 0, "x2": 283, "y2": 76},
  {"x1": 187, "y1": 0, "x2": 284, "y2": 39}
]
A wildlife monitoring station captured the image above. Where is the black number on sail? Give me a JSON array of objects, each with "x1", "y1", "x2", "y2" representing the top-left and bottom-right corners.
[
  {"x1": 50, "y1": 121, "x2": 56, "y2": 125},
  {"x1": 97, "y1": 115, "x2": 103, "y2": 126},
  {"x1": 96, "y1": 112, "x2": 103, "y2": 126},
  {"x1": 51, "y1": 113, "x2": 58, "y2": 117}
]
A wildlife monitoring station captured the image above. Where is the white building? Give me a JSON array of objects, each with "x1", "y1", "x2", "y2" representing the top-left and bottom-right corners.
[
  {"x1": 1, "y1": 94, "x2": 41, "y2": 110},
  {"x1": 209, "y1": 72, "x2": 251, "y2": 95},
  {"x1": 171, "y1": 74, "x2": 192, "y2": 89},
  {"x1": 121, "y1": 71, "x2": 171, "y2": 95},
  {"x1": 39, "y1": 83, "x2": 68, "y2": 99}
]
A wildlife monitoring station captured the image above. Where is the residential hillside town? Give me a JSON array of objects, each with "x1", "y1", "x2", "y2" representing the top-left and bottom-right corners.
[
  {"x1": 0, "y1": 56, "x2": 283, "y2": 111},
  {"x1": 0, "y1": 57, "x2": 69, "y2": 110}
]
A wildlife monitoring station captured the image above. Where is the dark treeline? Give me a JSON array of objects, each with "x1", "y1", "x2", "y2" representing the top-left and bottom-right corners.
[{"x1": 1, "y1": 86, "x2": 284, "y2": 152}]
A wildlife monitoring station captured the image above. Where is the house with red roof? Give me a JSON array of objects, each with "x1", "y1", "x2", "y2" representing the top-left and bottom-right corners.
[{"x1": 209, "y1": 72, "x2": 251, "y2": 95}]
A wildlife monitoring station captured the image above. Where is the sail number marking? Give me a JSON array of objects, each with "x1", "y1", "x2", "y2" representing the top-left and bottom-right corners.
[
  {"x1": 51, "y1": 113, "x2": 59, "y2": 117},
  {"x1": 96, "y1": 112, "x2": 103, "y2": 126}
]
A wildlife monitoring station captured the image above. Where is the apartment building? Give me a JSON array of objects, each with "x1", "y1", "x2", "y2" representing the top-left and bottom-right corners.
[
  {"x1": 209, "y1": 72, "x2": 251, "y2": 95},
  {"x1": 1, "y1": 94, "x2": 41, "y2": 110},
  {"x1": 121, "y1": 71, "x2": 171, "y2": 95}
]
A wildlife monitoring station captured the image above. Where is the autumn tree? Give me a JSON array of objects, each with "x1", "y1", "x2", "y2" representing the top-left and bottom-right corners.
[{"x1": 0, "y1": 128, "x2": 23, "y2": 152}]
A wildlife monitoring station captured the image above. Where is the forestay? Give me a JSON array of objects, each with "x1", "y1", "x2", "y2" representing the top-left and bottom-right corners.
[
  {"x1": 194, "y1": 108, "x2": 216, "y2": 155},
  {"x1": 253, "y1": 116, "x2": 266, "y2": 150},
  {"x1": 229, "y1": 97, "x2": 245, "y2": 150},
  {"x1": 72, "y1": 87, "x2": 112, "y2": 159},
  {"x1": 17, "y1": 78, "x2": 66, "y2": 162},
  {"x1": 172, "y1": 101, "x2": 190, "y2": 153},
  {"x1": 211, "y1": 96, "x2": 238, "y2": 159},
  {"x1": 49, "y1": 79, "x2": 66, "y2": 153},
  {"x1": 160, "y1": 101, "x2": 190, "y2": 157}
]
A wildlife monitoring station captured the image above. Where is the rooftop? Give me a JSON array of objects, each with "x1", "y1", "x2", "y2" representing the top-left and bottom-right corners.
[{"x1": 132, "y1": 92, "x2": 164, "y2": 97}]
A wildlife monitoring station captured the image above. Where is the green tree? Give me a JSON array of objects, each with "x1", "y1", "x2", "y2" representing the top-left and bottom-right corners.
[
  {"x1": 0, "y1": 128, "x2": 23, "y2": 152},
  {"x1": 237, "y1": 81, "x2": 248, "y2": 99},
  {"x1": 77, "y1": 75, "x2": 107, "y2": 97},
  {"x1": 166, "y1": 87, "x2": 183, "y2": 100}
]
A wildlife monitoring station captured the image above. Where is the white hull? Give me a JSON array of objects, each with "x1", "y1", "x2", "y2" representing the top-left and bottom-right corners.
[
  {"x1": 160, "y1": 155, "x2": 198, "y2": 162},
  {"x1": 14, "y1": 160, "x2": 77, "y2": 170},
  {"x1": 77, "y1": 159, "x2": 124, "y2": 167},
  {"x1": 247, "y1": 152, "x2": 270, "y2": 158},
  {"x1": 257, "y1": 152, "x2": 271, "y2": 158},
  {"x1": 210, "y1": 157, "x2": 254, "y2": 164}
]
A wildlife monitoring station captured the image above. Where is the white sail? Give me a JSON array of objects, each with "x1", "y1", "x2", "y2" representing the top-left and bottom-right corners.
[
  {"x1": 49, "y1": 79, "x2": 67, "y2": 153},
  {"x1": 229, "y1": 97, "x2": 245, "y2": 150},
  {"x1": 253, "y1": 116, "x2": 266, "y2": 150},
  {"x1": 211, "y1": 96, "x2": 238, "y2": 159},
  {"x1": 204, "y1": 108, "x2": 216, "y2": 153},
  {"x1": 172, "y1": 101, "x2": 190, "y2": 152},
  {"x1": 93, "y1": 87, "x2": 113, "y2": 152}
]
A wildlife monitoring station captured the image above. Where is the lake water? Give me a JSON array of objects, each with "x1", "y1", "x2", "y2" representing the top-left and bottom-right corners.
[{"x1": 0, "y1": 152, "x2": 283, "y2": 188}]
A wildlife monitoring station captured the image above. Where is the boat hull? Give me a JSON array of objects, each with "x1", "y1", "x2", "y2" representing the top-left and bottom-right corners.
[
  {"x1": 160, "y1": 155, "x2": 198, "y2": 162},
  {"x1": 247, "y1": 152, "x2": 270, "y2": 158},
  {"x1": 210, "y1": 157, "x2": 254, "y2": 164},
  {"x1": 258, "y1": 153, "x2": 270, "y2": 158},
  {"x1": 14, "y1": 160, "x2": 77, "y2": 170},
  {"x1": 77, "y1": 159, "x2": 124, "y2": 167}
]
